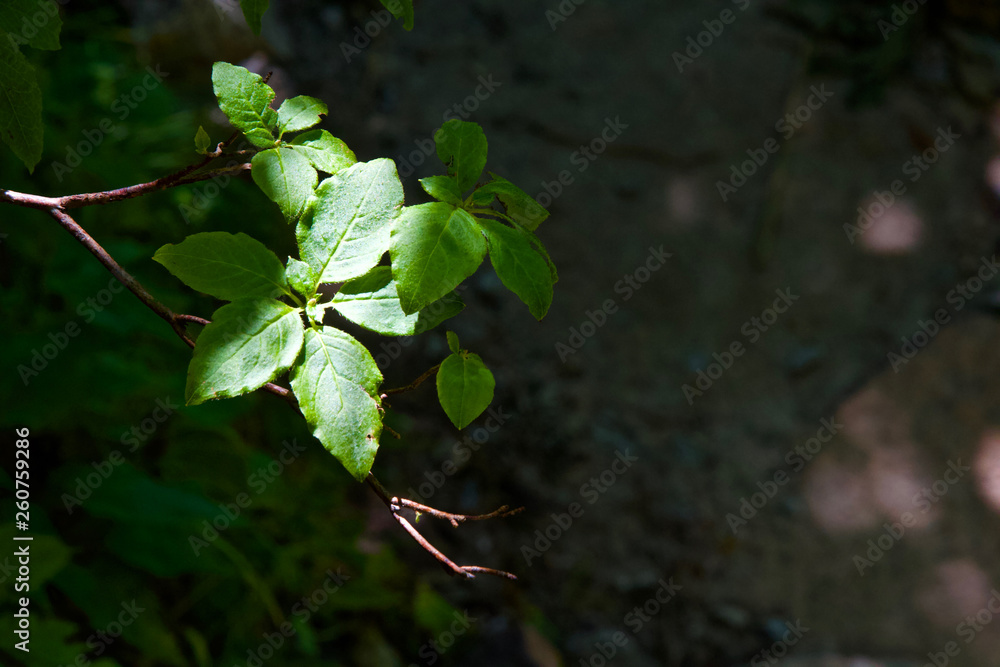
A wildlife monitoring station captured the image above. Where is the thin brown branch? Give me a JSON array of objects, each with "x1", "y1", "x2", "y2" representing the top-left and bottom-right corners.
[
  {"x1": 0, "y1": 150, "x2": 251, "y2": 212},
  {"x1": 395, "y1": 499, "x2": 523, "y2": 528},
  {"x1": 383, "y1": 363, "x2": 441, "y2": 395},
  {"x1": 366, "y1": 472, "x2": 519, "y2": 580},
  {"x1": 174, "y1": 313, "x2": 211, "y2": 326},
  {"x1": 48, "y1": 207, "x2": 194, "y2": 345}
]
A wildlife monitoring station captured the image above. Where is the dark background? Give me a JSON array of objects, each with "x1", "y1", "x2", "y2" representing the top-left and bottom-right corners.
[{"x1": 4, "y1": 0, "x2": 1000, "y2": 665}]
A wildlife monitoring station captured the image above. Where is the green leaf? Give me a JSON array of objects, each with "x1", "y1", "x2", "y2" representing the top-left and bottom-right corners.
[
  {"x1": 277, "y1": 95, "x2": 327, "y2": 135},
  {"x1": 0, "y1": 38, "x2": 42, "y2": 172},
  {"x1": 433, "y1": 120, "x2": 487, "y2": 192},
  {"x1": 469, "y1": 189, "x2": 495, "y2": 206},
  {"x1": 211, "y1": 62, "x2": 276, "y2": 148},
  {"x1": 251, "y1": 146, "x2": 318, "y2": 222},
  {"x1": 446, "y1": 331, "x2": 459, "y2": 354},
  {"x1": 477, "y1": 219, "x2": 554, "y2": 319},
  {"x1": 436, "y1": 350, "x2": 495, "y2": 429},
  {"x1": 239, "y1": 0, "x2": 270, "y2": 34},
  {"x1": 290, "y1": 326, "x2": 383, "y2": 481},
  {"x1": 285, "y1": 257, "x2": 319, "y2": 299},
  {"x1": 296, "y1": 158, "x2": 403, "y2": 284},
  {"x1": 380, "y1": 0, "x2": 415, "y2": 30},
  {"x1": 477, "y1": 173, "x2": 549, "y2": 230},
  {"x1": 419, "y1": 176, "x2": 464, "y2": 206},
  {"x1": 415, "y1": 291, "x2": 465, "y2": 334},
  {"x1": 390, "y1": 202, "x2": 487, "y2": 314},
  {"x1": 523, "y1": 226, "x2": 559, "y2": 283},
  {"x1": 0, "y1": 1, "x2": 63, "y2": 50},
  {"x1": 153, "y1": 232, "x2": 291, "y2": 301},
  {"x1": 185, "y1": 298, "x2": 304, "y2": 405},
  {"x1": 194, "y1": 126, "x2": 210, "y2": 154},
  {"x1": 262, "y1": 105, "x2": 278, "y2": 129},
  {"x1": 289, "y1": 129, "x2": 357, "y2": 175},
  {"x1": 332, "y1": 266, "x2": 464, "y2": 336}
]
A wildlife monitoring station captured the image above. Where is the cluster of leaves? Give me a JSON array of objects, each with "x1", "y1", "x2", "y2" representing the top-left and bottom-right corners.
[
  {"x1": 153, "y1": 63, "x2": 556, "y2": 481},
  {"x1": 0, "y1": 0, "x2": 63, "y2": 172},
  {"x1": 239, "y1": 0, "x2": 415, "y2": 35}
]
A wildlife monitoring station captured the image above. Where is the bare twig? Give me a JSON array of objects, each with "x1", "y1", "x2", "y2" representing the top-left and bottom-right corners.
[
  {"x1": 366, "y1": 472, "x2": 519, "y2": 580},
  {"x1": 394, "y1": 499, "x2": 523, "y2": 528}
]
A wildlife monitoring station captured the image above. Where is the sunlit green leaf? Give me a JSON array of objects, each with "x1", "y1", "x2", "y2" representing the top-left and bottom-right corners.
[
  {"x1": 290, "y1": 326, "x2": 383, "y2": 480},
  {"x1": 419, "y1": 175, "x2": 464, "y2": 205},
  {"x1": 289, "y1": 129, "x2": 356, "y2": 174},
  {"x1": 297, "y1": 158, "x2": 403, "y2": 283},
  {"x1": 477, "y1": 173, "x2": 549, "y2": 230},
  {"x1": 433, "y1": 120, "x2": 487, "y2": 192},
  {"x1": 332, "y1": 266, "x2": 464, "y2": 336},
  {"x1": 251, "y1": 146, "x2": 318, "y2": 222},
  {"x1": 285, "y1": 257, "x2": 319, "y2": 299},
  {"x1": 153, "y1": 232, "x2": 291, "y2": 301},
  {"x1": 436, "y1": 350, "x2": 494, "y2": 429},
  {"x1": 277, "y1": 95, "x2": 327, "y2": 135},
  {"x1": 185, "y1": 298, "x2": 304, "y2": 405},
  {"x1": 477, "y1": 218, "x2": 554, "y2": 319},
  {"x1": 390, "y1": 202, "x2": 486, "y2": 314},
  {"x1": 211, "y1": 62, "x2": 276, "y2": 148}
]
